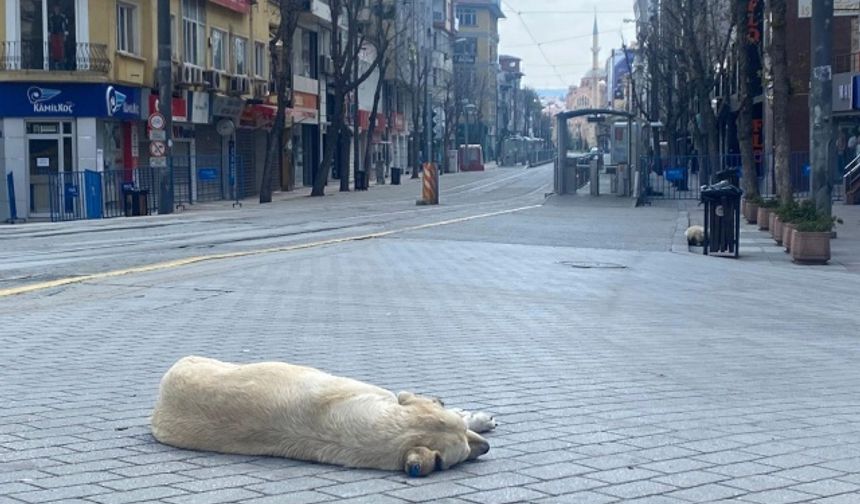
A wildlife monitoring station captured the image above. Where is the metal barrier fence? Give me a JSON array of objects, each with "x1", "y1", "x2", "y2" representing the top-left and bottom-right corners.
[
  {"x1": 528, "y1": 150, "x2": 557, "y2": 167},
  {"x1": 639, "y1": 152, "x2": 846, "y2": 203},
  {"x1": 47, "y1": 155, "x2": 242, "y2": 222}
]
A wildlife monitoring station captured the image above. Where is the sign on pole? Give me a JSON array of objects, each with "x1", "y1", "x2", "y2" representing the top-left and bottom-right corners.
[{"x1": 798, "y1": 0, "x2": 858, "y2": 17}]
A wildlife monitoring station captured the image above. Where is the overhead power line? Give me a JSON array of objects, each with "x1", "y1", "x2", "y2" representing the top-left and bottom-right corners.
[
  {"x1": 500, "y1": 0, "x2": 567, "y2": 86},
  {"x1": 502, "y1": 30, "x2": 615, "y2": 49}
]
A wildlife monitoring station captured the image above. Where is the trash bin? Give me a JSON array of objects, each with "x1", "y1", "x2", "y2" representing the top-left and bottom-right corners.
[
  {"x1": 123, "y1": 188, "x2": 149, "y2": 217},
  {"x1": 700, "y1": 180, "x2": 743, "y2": 258},
  {"x1": 355, "y1": 171, "x2": 367, "y2": 191},
  {"x1": 714, "y1": 167, "x2": 740, "y2": 187},
  {"x1": 391, "y1": 167, "x2": 402, "y2": 185}
]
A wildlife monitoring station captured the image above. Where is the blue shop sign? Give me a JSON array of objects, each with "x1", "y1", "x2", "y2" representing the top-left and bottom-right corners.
[{"x1": 0, "y1": 83, "x2": 142, "y2": 119}]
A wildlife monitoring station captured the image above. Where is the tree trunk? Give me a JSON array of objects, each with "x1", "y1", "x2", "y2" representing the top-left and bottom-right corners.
[
  {"x1": 735, "y1": 0, "x2": 759, "y2": 199},
  {"x1": 342, "y1": 89, "x2": 353, "y2": 192},
  {"x1": 313, "y1": 95, "x2": 342, "y2": 197},
  {"x1": 411, "y1": 91, "x2": 421, "y2": 179},
  {"x1": 363, "y1": 61, "x2": 385, "y2": 188},
  {"x1": 769, "y1": 0, "x2": 792, "y2": 203}
]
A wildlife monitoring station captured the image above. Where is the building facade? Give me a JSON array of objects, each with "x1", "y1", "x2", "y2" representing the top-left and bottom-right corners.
[
  {"x1": 453, "y1": 0, "x2": 503, "y2": 161},
  {"x1": 1, "y1": 0, "x2": 272, "y2": 221}
]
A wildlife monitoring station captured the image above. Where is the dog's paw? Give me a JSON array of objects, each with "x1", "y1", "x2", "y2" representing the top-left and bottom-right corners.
[
  {"x1": 452, "y1": 408, "x2": 497, "y2": 433},
  {"x1": 466, "y1": 411, "x2": 497, "y2": 433}
]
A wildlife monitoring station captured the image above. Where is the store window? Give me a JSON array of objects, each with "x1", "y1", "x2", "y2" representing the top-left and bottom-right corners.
[
  {"x1": 211, "y1": 29, "x2": 227, "y2": 71},
  {"x1": 233, "y1": 36, "x2": 248, "y2": 75},
  {"x1": 182, "y1": 0, "x2": 206, "y2": 66},
  {"x1": 254, "y1": 41, "x2": 265, "y2": 78}
]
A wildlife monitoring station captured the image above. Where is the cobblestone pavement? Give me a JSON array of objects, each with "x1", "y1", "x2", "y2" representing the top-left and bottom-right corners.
[{"x1": 2, "y1": 167, "x2": 860, "y2": 503}]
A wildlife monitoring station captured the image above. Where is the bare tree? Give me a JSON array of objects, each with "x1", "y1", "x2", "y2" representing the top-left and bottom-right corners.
[
  {"x1": 312, "y1": 0, "x2": 384, "y2": 197},
  {"x1": 734, "y1": 0, "x2": 761, "y2": 199},
  {"x1": 642, "y1": 0, "x2": 735, "y2": 182},
  {"x1": 260, "y1": 0, "x2": 303, "y2": 203},
  {"x1": 361, "y1": 0, "x2": 406, "y2": 187},
  {"x1": 408, "y1": 46, "x2": 430, "y2": 179},
  {"x1": 767, "y1": 0, "x2": 792, "y2": 203}
]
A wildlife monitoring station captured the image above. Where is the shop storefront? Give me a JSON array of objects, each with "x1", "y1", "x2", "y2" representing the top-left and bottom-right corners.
[
  {"x1": 291, "y1": 91, "x2": 320, "y2": 188},
  {"x1": 0, "y1": 82, "x2": 142, "y2": 220}
]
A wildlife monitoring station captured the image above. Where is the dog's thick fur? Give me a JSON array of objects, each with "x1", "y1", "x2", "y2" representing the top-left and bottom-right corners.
[
  {"x1": 686, "y1": 225, "x2": 705, "y2": 246},
  {"x1": 151, "y1": 356, "x2": 490, "y2": 476}
]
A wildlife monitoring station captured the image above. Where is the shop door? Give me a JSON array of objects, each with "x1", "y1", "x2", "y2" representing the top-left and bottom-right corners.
[
  {"x1": 28, "y1": 137, "x2": 60, "y2": 215},
  {"x1": 172, "y1": 141, "x2": 192, "y2": 205},
  {"x1": 27, "y1": 120, "x2": 75, "y2": 217}
]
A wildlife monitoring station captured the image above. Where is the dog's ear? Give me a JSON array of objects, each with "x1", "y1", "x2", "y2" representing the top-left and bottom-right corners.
[
  {"x1": 466, "y1": 430, "x2": 490, "y2": 460},
  {"x1": 403, "y1": 446, "x2": 441, "y2": 477},
  {"x1": 398, "y1": 391, "x2": 444, "y2": 407},
  {"x1": 397, "y1": 391, "x2": 416, "y2": 405}
]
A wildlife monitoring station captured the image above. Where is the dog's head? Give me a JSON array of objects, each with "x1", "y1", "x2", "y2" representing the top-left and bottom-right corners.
[{"x1": 396, "y1": 391, "x2": 490, "y2": 477}]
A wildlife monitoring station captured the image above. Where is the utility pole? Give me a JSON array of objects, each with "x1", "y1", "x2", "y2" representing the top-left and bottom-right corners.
[
  {"x1": 810, "y1": 0, "x2": 833, "y2": 217},
  {"x1": 156, "y1": 0, "x2": 174, "y2": 214},
  {"x1": 424, "y1": 43, "x2": 432, "y2": 166},
  {"x1": 353, "y1": 40, "x2": 361, "y2": 190}
]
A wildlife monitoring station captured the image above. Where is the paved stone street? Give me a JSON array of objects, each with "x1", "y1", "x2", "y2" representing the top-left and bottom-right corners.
[{"x1": 2, "y1": 165, "x2": 860, "y2": 503}]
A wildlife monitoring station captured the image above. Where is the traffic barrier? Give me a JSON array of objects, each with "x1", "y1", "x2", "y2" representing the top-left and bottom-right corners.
[{"x1": 417, "y1": 163, "x2": 438, "y2": 205}]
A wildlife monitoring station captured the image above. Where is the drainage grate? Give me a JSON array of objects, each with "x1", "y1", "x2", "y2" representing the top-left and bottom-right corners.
[{"x1": 558, "y1": 261, "x2": 628, "y2": 270}]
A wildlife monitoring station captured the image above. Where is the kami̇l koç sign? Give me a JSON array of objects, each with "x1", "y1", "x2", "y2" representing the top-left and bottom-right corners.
[{"x1": 0, "y1": 83, "x2": 142, "y2": 119}]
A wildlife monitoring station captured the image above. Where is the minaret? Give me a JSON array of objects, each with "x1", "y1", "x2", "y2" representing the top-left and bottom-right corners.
[
  {"x1": 591, "y1": 13, "x2": 601, "y2": 110},
  {"x1": 591, "y1": 14, "x2": 600, "y2": 72}
]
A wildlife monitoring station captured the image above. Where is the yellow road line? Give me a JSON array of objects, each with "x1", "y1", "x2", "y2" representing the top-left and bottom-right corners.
[{"x1": 0, "y1": 204, "x2": 542, "y2": 298}]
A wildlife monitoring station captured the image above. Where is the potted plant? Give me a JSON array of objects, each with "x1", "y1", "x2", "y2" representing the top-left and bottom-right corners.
[
  {"x1": 757, "y1": 199, "x2": 779, "y2": 231},
  {"x1": 772, "y1": 207, "x2": 784, "y2": 243},
  {"x1": 791, "y1": 214, "x2": 842, "y2": 265},
  {"x1": 744, "y1": 196, "x2": 761, "y2": 224},
  {"x1": 778, "y1": 200, "x2": 815, "y2": 252}
]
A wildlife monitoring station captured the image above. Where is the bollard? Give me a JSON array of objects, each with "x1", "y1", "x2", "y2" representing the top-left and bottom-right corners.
[
  {"x1": 590, "y1": 159, "x2": 600, "y2": 196},
  {"x1": 416, "y1": 163, "x2": 438, "y2": 205},
  {"x1": 4, "y1": 172, "x2": 19, "y2": 223}
]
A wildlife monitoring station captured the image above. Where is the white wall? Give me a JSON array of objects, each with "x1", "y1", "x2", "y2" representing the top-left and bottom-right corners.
[
  {"x1": 0, "y1": 121, "x2": 7, "y2": 221},
  {"x1": 77, "y1": 118, "x2": 98, "y2": 171},
  {"x1": 1, "y1": 119, "x2": 27, "y2": 219}
]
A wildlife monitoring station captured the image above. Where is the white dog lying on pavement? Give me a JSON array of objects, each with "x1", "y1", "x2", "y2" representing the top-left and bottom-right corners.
[{"x1": 151, "y1": 356, "x2": 494, "y2": 477}]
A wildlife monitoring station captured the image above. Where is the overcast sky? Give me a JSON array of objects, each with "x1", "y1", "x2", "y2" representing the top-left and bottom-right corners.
[{"x1": 497, "y1": 0, "x2": 638, "y2": 92}]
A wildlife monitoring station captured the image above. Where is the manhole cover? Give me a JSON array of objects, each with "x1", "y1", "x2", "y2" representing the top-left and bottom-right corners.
[{"x1": 558, "y1": 261, "x2": 628, "y2": 270}]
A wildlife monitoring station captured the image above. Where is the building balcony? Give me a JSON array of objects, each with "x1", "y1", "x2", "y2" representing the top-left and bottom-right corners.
[{"x1": 1, "y1": 40, "x2": 111, "y2": 74}]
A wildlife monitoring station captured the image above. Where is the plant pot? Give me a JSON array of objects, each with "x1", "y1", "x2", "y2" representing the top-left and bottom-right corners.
[
  {"x1": 745, "y1": 203, "x2": 759, "y2": 224},
  {"x1": 772, "y1": 215, "x2": 784, "y2": 245},
  {"x1": 791, "y1": 231, "x2": 831, "y2": 264},
  {"x1": 768, "y1": 212, "x2": 777, "y2": 237},
  {"x1": 757, "y1": 207, "x2": 772, "y2": 231},
  {"x1": 741, "y1": 199, "x2": 747, "y2": 217},
  {"x1": 782, "y1": 223, "x2": 796, "y2": 252}
]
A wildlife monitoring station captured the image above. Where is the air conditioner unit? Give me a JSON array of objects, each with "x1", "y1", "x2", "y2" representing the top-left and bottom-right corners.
[
  {"x1": 216, "y1": 71, "x2": 229, "y2": 93},
  {"x1": 191, "y1": 67, "x2": 206, "y2": 84},
  {"x1": 203, "y1": 69, "x2": 221, "y2": 89},
  {"x1": 176, "y1": 63, "x2": 194, "y2": 86},
  {"x1": 229, "y1": 75, "x2": 251, "y2": 95}
]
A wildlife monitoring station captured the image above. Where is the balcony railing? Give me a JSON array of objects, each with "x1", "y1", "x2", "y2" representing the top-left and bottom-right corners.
[
  {"x1": 1, "y1": 40, "x2": 110, "y2": 73},
  {"x1": 833, "y1": 52, "x2": 860, "y2": 74}
]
